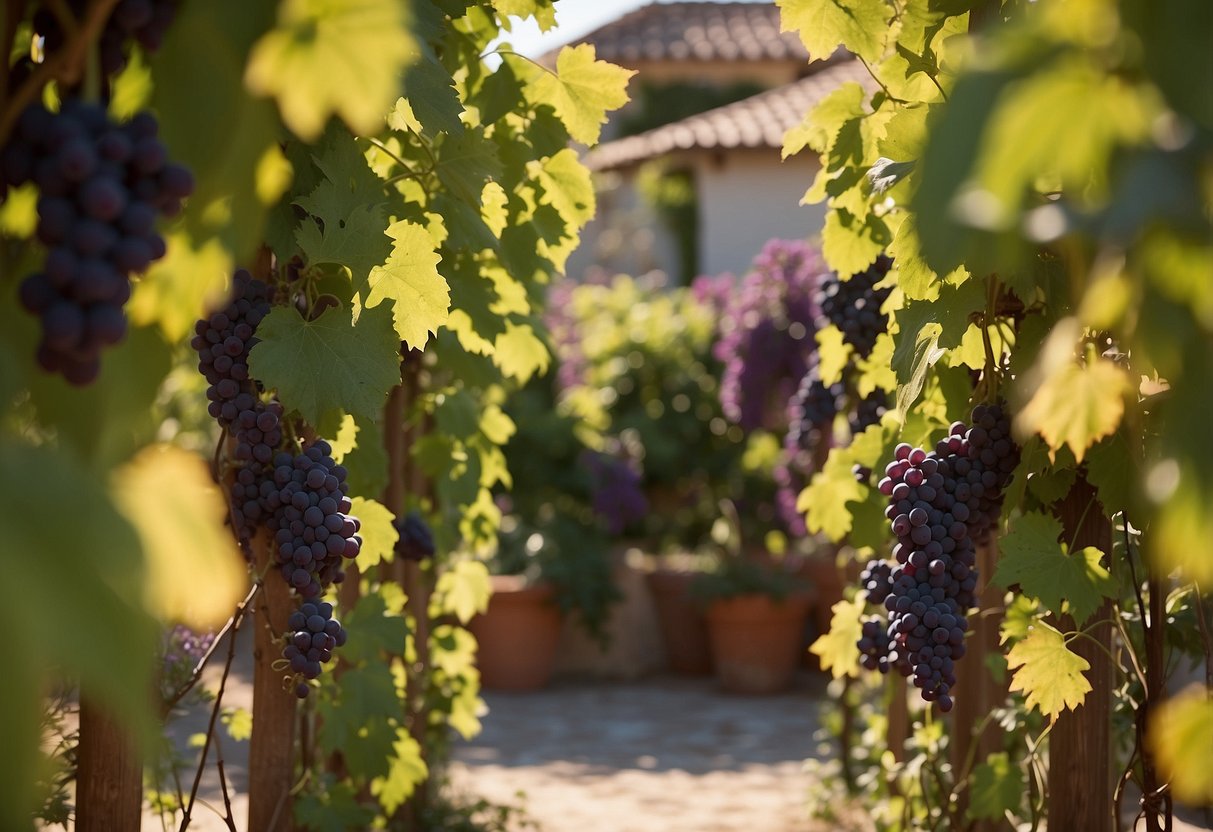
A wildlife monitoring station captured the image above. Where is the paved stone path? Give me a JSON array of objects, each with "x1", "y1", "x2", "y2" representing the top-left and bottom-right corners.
[{"x1": 446, "y1": 675, "x2": 830, "y2": 832}]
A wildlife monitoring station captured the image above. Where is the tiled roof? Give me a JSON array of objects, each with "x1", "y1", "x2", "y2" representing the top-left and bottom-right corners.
[
  {"x1": 544, "y1": 2, "x2": 808, "y2": 65},
  {"x1": 583, "y1": 60, "x2": 873, "y2": 171}
]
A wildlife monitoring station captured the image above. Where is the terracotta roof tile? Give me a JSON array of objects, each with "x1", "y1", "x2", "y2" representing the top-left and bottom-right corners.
[
  {"x1": 583, "y1": 60, "x2": 873, "y2": 170},
  {"x1": 544, "y1": 2, "x2": 808, "y2": 65}
]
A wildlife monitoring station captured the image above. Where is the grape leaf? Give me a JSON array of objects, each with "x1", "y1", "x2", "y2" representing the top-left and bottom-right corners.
[
  {"x1": 436, "y1": 128, "x2": 503, "y2": 207},
  {"x1": 221, "y1": 707, "x2": 253, "y2": 742},
  {"x1": 297, "y1": 205, "x2": 392, "y2": 289},
  {"x1": 533, "y1": 148, "x2": 595, "y2": 231},
  {"x1": 522, "y1": 44, "x2": 635, "y2": 146},
  {"x1": 1148, "y1": 688, "x2": 1213, "y2": 805},
  {"x1": 1006, "y1": 622, "x2": 1091, "y2": 720},
  {"x1": 800, "y1": 447, "x2": 866, "y2": 541},
  {"x1": 783, "y1": 81, "x2": 867, "y2": 159},
  {"x1": 350, "y1": 497, "x2": 398, "y2": 571},
  {"x1": 364, "y1": 221, "x2": 449, "y2": 349},
  {"x1": 815, "y1": 324, "x2": 852, "y2": 385},
  {"x1": 1081, "y1": 430, "x2": 1135, "y2": 515},
  {"x1": 112, "y1": 445, "x2": 248, "y2": 630},
  {"x1": 433, "y1": 560, "x2": 491, "y2": 624},
  {"x1": 248, "y1": 304, "x2": 400, "y2": 428},
  {"x1": 809, "y1": 597, "x2": 864, "y2": 679},
  {"x1": 776, "y1": 0, "x2": 892, "y2": 62},
  {"x1": 969, "y1": 752, "x2": 1024, "y2": 821},
  {"x1": 245, "y1": 0, "x2": 416, "y2": 140},
  {"x1": 492, "y1": 0, "x2": 557, "y2": 30},
  {"x1": 993, "y1": 512, "x2": 1115, "y2": 625},
  {"x1": 822, "y1": 208, "x2": 892, "y2": 277},
  {"x1": 492, "y1": 321, "x2": 550, "y2": 383},
  {"x1": 340, "y1": 590, "x2": 409, "y2": 666},
  {"x1": 1018, "y1": 357, "x2": 1131, "y2": 462},
  {"x1": 370, "y1": 728, "x2": 429, "y2": 814},
  {"x1": 129, "y1": 232, "x2": 233, "y2": 341},
  {"x1": 403, "y1": 48, "x2": 465, "y2": 139}
]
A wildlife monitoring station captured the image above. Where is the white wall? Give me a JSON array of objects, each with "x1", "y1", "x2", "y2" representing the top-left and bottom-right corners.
[{"x1": 694, "y1": 151, "x2": 825, "y2": 277}]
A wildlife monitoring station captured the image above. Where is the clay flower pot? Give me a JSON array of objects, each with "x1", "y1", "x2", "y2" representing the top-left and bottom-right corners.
[
  {"x1": 469, "y1": 575, "x2": 562, "y2": 691},
  {"x1": 706, "y1": 592, "x2": 811, "y2": 694},
  {"x1": 646, "y1": 569, "x2": 712, "y2": 675}
]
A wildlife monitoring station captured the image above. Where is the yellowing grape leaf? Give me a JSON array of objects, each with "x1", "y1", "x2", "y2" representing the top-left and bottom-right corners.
[
  {"x1": 776, "y1": 0, "x2": 892, "y2": 63},
  {"x1": 533, "y1": 148, "x2": 596, "y2": 232},
  {"x1": 783, "y1": 82, "x2": 867, "y2": 159},
  {"x1": 815, "y1": 324, "x2": 852, "y2": 385},
  {"x1": 1148, "y1": 687, "x2": 1213, "y2": 805},
  {"x1": 248, "y1": 304, "x2": 400, "y2": 428},
  {"x1": 993, "y1": 511, "x2": 1115, "y2": 625},
  {"x1": 799, "y1": 446, "x2": 866, "y2": 542},
  {"x1": 366, "y1": 221, "x2": 449, "y2": 349},
  {"x1": 822, "y1": 208, "x2": 892, "y2": 278},
  {"x1": 433, "y1": 560, "x2": 491, "y2": 625},
  {"x1": 112, "y1": 445, "x2": 247, "y2": 629},
  {"x1": 492, "y1": 321, "x2": 550, "y2": 383},
  {"x1": 350, "y1": 497, "x2": 398, "y2": 571},
  {"x1": 492, "y1": 0, "x2": 557, "y2": 30},
  {"x1": 526, "y1": 44, "x2": 635, "y2": 146},
  {"x1": 809, "y1": 597, "x2": 864, "y2": 679},
  {"x1": 370, "y1": 727, "x2": 428, "y2": 814},
  {"x1": 129, "y1": 232, "x2": 232, "y2": 341},
  {"x1": 246, "y1": 0, "x2": 416, "y2": 140},
  {"x1": 1018, "y1": 357, "x2": 1130, "y2": 462},
  {"x1": 1006, "y1": 622, "x2": 1091, "y2": 720}
]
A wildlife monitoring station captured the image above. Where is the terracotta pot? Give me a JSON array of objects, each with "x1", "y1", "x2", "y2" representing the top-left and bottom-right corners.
[
  {"x1": 706, "y1": 593, "x2": 811, "y2": 694},
  {"x1": 469, "y1": 576, "x2": 562, "y2": 691},
  {"x1": 646, "y1": 569, "x2": 712, "y2": 675}
]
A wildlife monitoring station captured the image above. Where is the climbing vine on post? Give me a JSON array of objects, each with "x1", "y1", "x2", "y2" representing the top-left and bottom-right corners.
[{"x1": 780, "y1": 0, "x2": 1213, "y2": 828}]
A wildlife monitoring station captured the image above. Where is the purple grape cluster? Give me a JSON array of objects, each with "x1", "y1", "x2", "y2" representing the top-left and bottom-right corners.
[
  {"x1": 284, "y1": 600, "x2": 347, "y2": 699},
  {"x1": 814, "y1": 255, "x2": 892, "y2": 359},
  {"x1": 33, "y1": 0, "x2": 179, "y2": 77},
  {"x1": 850, "y1": 389, "x2": 889, "y2": 436},
  {"x1": 394, "y1": 510, "x2": 436, "y2": 562},
  {"x1": 580, "y1": 450, "x2": 649, "y2": 535},
  {"x1": 5, "y1": 101, "x2": 192, "y2": 384},
  {"x1": 267, "y1": 440, "x2": 361, "y2": 600},
  {"x1": 715, "y1": 239, "x2": 823, "y2": 432},
  {"x1": 785, "y1": 363, "x2": 845, "y2": 455},
  {"x1": 192, "y1": 272, "x2": 285, "y2": 544},
  {"x1": 859, "y1": 403, "x2": 1018, "y2": 711},
  {"x1": 857, "y1": 617, "x2": 891, "y2": 673}
]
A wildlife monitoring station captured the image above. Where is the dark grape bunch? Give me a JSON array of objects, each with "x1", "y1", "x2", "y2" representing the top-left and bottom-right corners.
[
  {"x1": 6, "y1": 100, "x2": 193, "y2": 384},
  {"x1": 268, "y1": 440, "x2": 361, "y2": 600},
  {"x1": 857, "y1": 403, "x2": 1019, "y2": 712},
  {"x1": 850, "y1": 389, "x2": 889, "y2": 436},
  {"x1": 394, "y1": 510, "x2": 436, "y2": 562},
  {"x1": 785, "y1": 364, "x2": 845, "y2": 455},
  {"x1": 815, "y1": 255, "x2": 893, "y2": 359},
  {"x1": 34, "y1": 0, "x2": 180, "y2": 78},
  {"x1": 284, "y1": 600, "x2": 347, "y2": 699}
]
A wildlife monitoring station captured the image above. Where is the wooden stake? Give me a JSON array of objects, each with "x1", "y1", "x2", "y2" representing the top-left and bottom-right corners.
[
  {"x1": 951, "y1": 537, "x2": 1008, "y2": 829},
  {"x1": 75, "y1": 697, "x2": 143, "y2": 832},
  {"x1": 1048, "y1": 475, "x2": 1113, "y2": 832},
  {"x1": 248, "y1": 535, "x2": 297, "y2": 832}
]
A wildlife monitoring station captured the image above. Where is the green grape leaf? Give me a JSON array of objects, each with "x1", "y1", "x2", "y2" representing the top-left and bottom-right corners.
[
  {"x1": 1018, "y1": 357, "x2": 1131, "y2": 463},
  {"x1": 366, "y1": 221, "x2": 450, "y2": 349},
  {"x1": 341, "y1": 590, "x2": 409, "y2": 666},
  {"x1": 434, "y1": 390, "x2": 481, "y2": 440},
  {"x1": 296, "y1": 783, "x2": 378, "y2": 831},
  {"x1": 783, "y1": 81, "x2": 867, "y2": 158},
  {"x1": 337, "y1": 415, "x2": 389, "y2": 500},
  {"x1": 475, "y1": 59, "x2": 523, "y2": 127},
  {"x1": 809, "y1": 597, "x2": 864, "y2": 679},
  {"x1": 492, "y1": 0, "x2": 557, "y2": 30},
  {"x1": 822, "y1": 209, "x2": 892, "y2": 277},
  {"x1": 297, "y1": 204, "x2": 391, "y2": 288},
  {"x1": 296, "y1": 128, "x2": 388, "y2": 226},
  {"x1": 248, "y1": 304, "x2": 400, "y2": 428},
  {"x1": 403, "y1": 48, "x2": 465, "y2": 139},
  {"x1": 1081, "y1": 431, "x2": 1135, "y2": 515},
  {"x1": 492, "y1": 321, "x2": 550, "y2": 383},
  {"x1": 1006, "y1": 621, "x2": 1091, "y2": 720},
  {"x1": 433, "y1": 560, "x2": 491, "y2": 624},
  {"x1": 1148, "y1": 688, "x2": 1213, "y2": 805},
  {"x1": 245, "y1": 0, "x2": 416, "y2": 140},
  {"x1": 370, "y1": 728, "x2": 429, "y2": 814},
  {"x1": 776, "y1": 0, "x2": 891, "y2": 63},
  {"x1": 350, "y1": 497, "x2": 398, "y2": 570},
  {"x1": 993, "y1": 512, "x2": 1115, "y2": 625},
  {"x1": 523, "y1": 44, "x2": 635, "y2": 146},
  {"x1": 969, "y1": 752, "x2": 1024, "y2": 821},
  {"x1": 815, "y1": 324, "x2": 852, "y2": 385},
  {"x1": 436, "y1": 128, "x2": 503, "y2": 207}
]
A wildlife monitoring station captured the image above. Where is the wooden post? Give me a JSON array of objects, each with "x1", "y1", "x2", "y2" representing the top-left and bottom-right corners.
[
  {"x1": 1048, "y1": 475, "x2": 1113, "y2": 832},
  {"x1": 951, "y1": 537, "x2": 1008, "y2": 829},
  {"x1": 248, "y1": 534, "x2": 297, "y2": 832},
  {"x1": 75, "y1": 698, "x2": 143, "y2": 832}
]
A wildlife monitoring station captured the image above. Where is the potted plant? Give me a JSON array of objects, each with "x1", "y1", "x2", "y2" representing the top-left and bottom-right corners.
[{"x1": 693, "y1": 502, "x2": 812, "y2": 694}]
